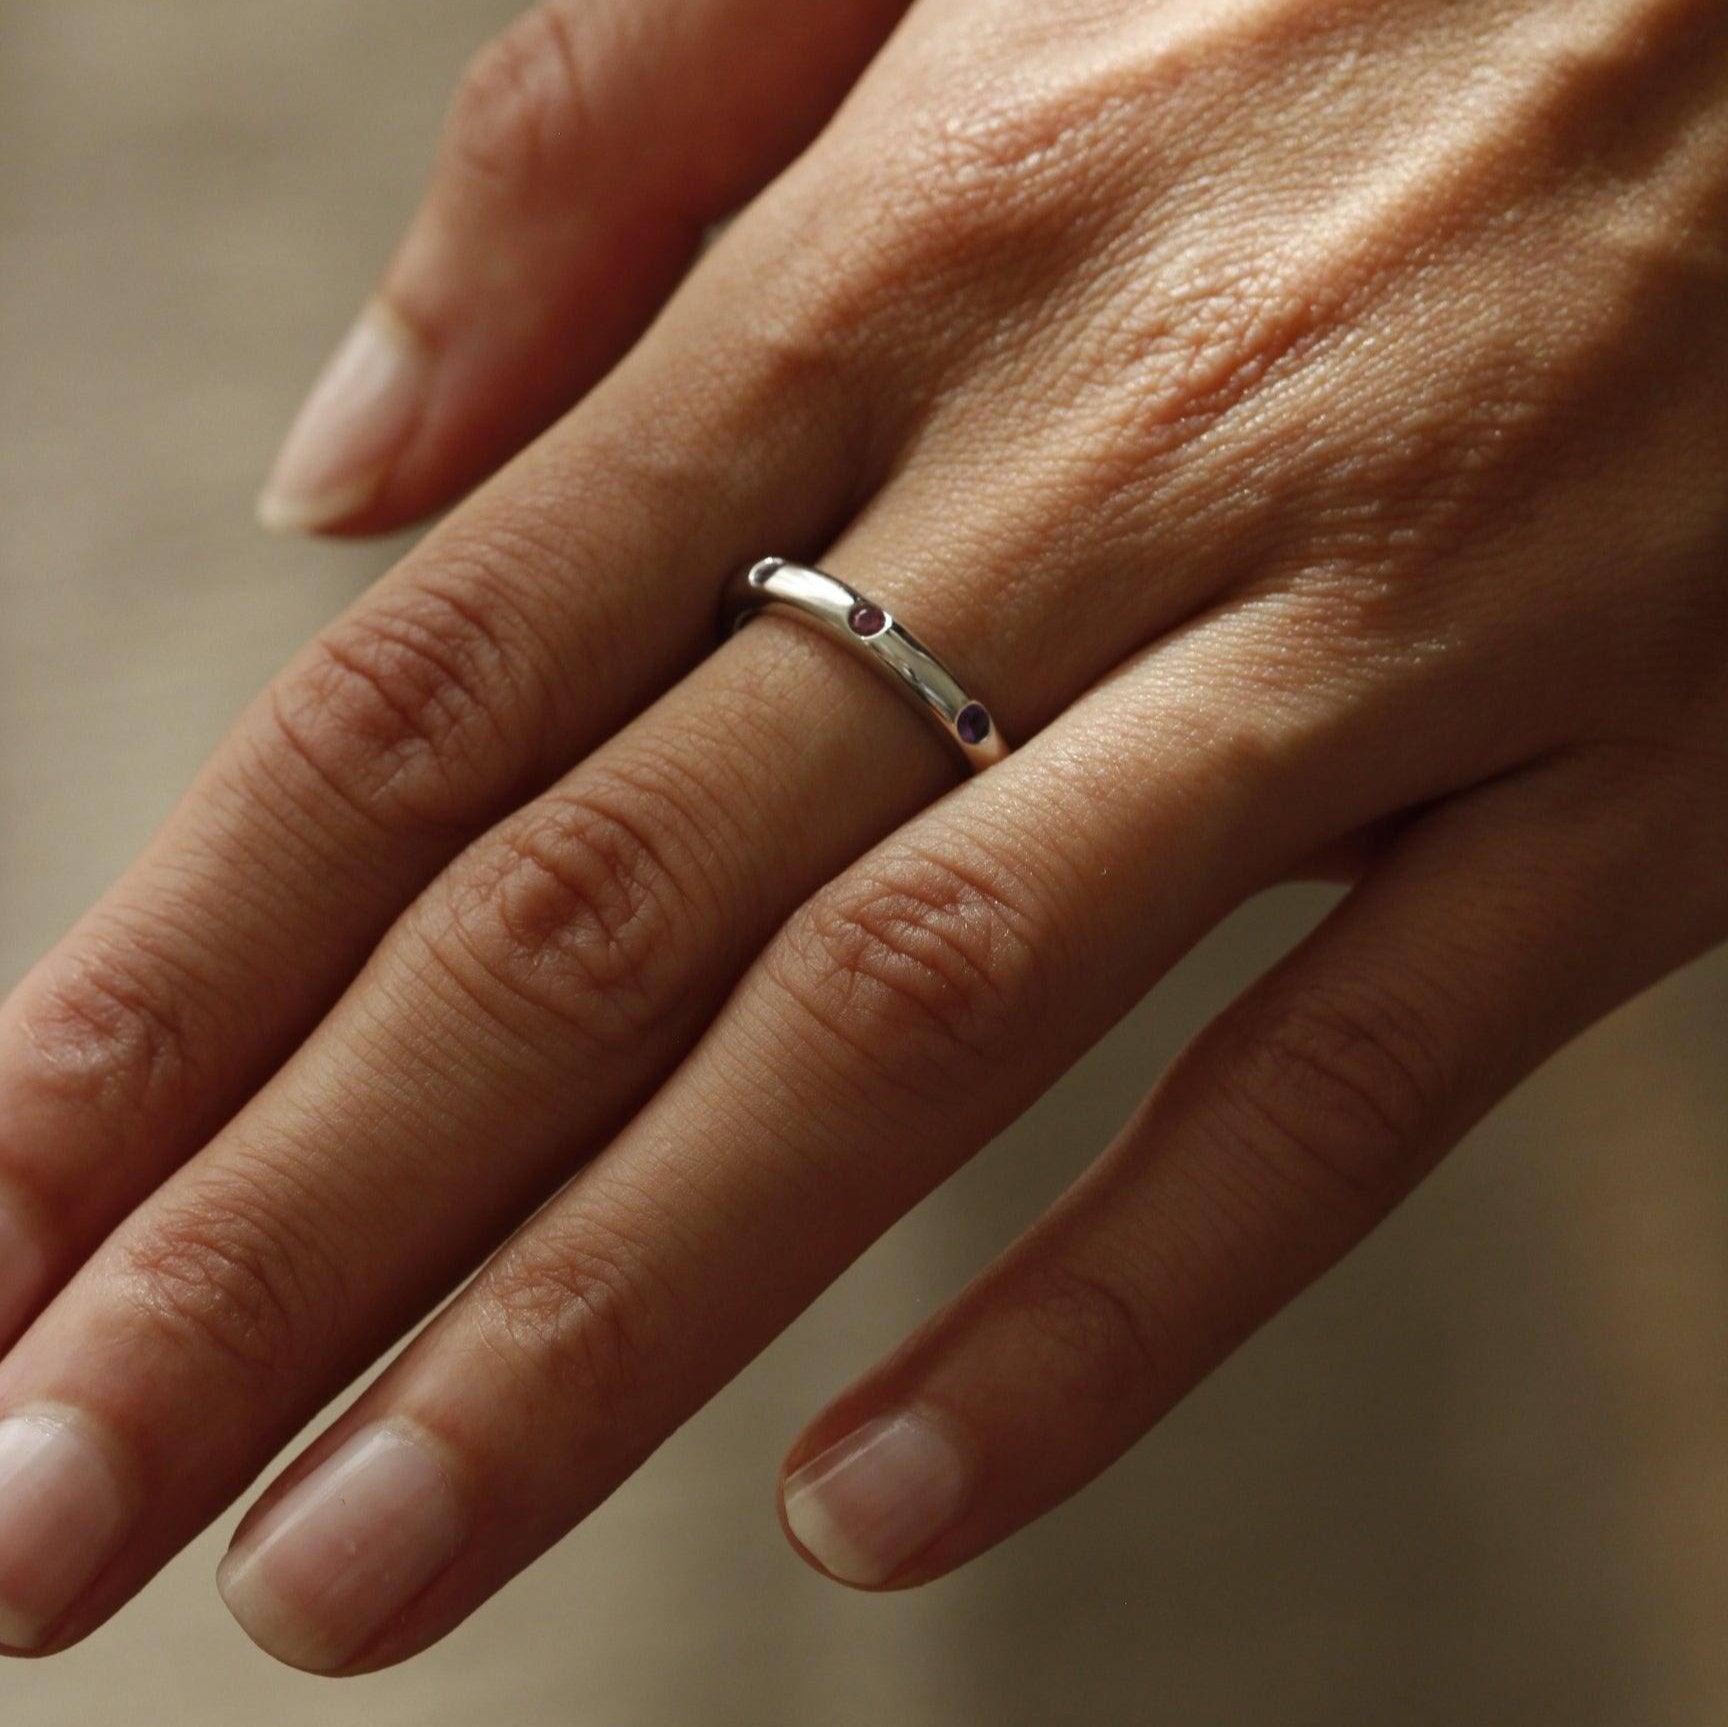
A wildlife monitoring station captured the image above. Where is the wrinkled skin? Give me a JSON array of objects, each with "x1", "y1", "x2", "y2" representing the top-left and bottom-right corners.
[{"x1": 0, "y1": 0, "x2": 1724, "y2": 1675}]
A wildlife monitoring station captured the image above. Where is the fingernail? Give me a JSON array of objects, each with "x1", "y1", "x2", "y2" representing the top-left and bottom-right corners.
[
  {"x1": 0, "y1": 1199, "x2": 50, "y2": 1351},
  {"x1": 217, "y1": 1421, "x2": 464, "y2": 1672},
  {"x1": 0, "y1": 1410, "x2": 130, "y2": 1650},
  {"x1": 257, "y1": 301, "x2": 428, "y2": 535},
  {"x1": 782, "y1": 1409, "x2": 970, "y2": 1587}
]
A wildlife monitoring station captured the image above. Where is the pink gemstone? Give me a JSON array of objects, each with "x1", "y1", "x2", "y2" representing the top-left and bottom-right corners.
[
  {"x1": 848, "y1": 602, "x2": 888, "y2": 638},
  {"x1": 956, "y1": 704, "x2": 991, "y2": 747}
]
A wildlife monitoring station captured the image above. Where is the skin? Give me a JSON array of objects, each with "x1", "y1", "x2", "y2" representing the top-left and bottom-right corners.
[{"x1": 0, "y1": 0, "x2": 1725, "y2": 1674}]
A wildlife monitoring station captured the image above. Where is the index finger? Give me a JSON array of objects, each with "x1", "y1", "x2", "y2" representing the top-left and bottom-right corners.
[
  {"x1": 0, "y1": 249, "x2": 870, "y2": 1353},
  {"x1": 209, "y1": 613, "x2": 1401, "y2": 1671}
]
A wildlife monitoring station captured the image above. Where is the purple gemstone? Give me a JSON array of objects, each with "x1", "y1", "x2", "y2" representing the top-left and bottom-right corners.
[
  {"x1": 956, "y1": 703, "x2": 992, "y2": 747},
  {"x1": 848, "y1": 601, "x2": 888, "y2": 638}
]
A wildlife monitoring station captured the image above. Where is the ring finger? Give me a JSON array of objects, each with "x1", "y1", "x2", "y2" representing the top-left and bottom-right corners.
[
  {"x1": 206, "y1": 579, "x2": 1556, "y2": 1672},
  {"x1": 0, "y1": 420, "x2": 1241, "y2": 1655},
  {"x1": 0, "y1": 215, "x2": 883, "y2": 1363}
]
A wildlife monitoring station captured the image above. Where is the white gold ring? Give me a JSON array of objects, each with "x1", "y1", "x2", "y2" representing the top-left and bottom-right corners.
[{"x1": 722, "y1": 558, "x2": 1011, "y2": 774}]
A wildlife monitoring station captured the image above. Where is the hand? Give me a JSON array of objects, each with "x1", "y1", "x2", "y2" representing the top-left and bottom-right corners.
[{"x1": 0, "y1": 0, "x2": 1724, "y2": 1675}]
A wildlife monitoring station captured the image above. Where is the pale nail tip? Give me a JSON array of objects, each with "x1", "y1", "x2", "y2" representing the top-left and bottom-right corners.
[
  {"x1": 255, "y1": 471, "x2": 381, "y2": 537},
  {"x1": 217, "y1": 1550, "x2": 346, "y2": 1673},
  {"x1": 783, "y1": 1492, "x2": 891, "y2": 1589},
  {"x1": 0, "y1": 1597, "x2": 47, "y2": 1652},
  {"x1": 361, "y1": 296, "x2": 425, "y2": 355},
  {"x1": 255, "y1": 297, "x2": 426, "y2": 538},
  {"x1": 213, "y1": 1545, "x2": 248, "y2": 1604}
]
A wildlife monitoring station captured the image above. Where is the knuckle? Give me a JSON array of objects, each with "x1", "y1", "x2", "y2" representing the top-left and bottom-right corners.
[
  {"x1": 267, "y1": 578, "x2": 531, "y2": 837},
  {"x1": 1216, "y1": 978, "x2": 1453, "y2": 1204},
  {"x1": 12, "y1": 937, "x2": 203, "y2": 1121},
  {"x1": 111, "y1": 1172, "x2": 340, "y2": 1381},
  {"x1": 1059, "y1": 242, "x2": 1383, "y2": 506},
  {"x1": 847, "y1": 57, "x2": 1160, "y2": 308},
  {"x1": 773, "y1": 850, "x2": 1042, "y2": 1099},
  {"x1": 705, "y1": 178, "x2": 907, "y2": 429},
  {"x1": 715, "y1": 55, "x2": 1162, "y2": 435},
  {"x1": 1013, "y1": 1255, "x2": 1168, "y2": 1421},
  {"x1": 929, "y1": 70, "x2": 1137, "y2": 221},
  {"x1": 446, "y1": 3, "x2": 589, "y2": 196},
  {"x1": 473, "y1": 1222, "x2": 666, "y2": 1410},
  {"x1": 421, "y1": 776, "x2": 691, "y2": 1048}
]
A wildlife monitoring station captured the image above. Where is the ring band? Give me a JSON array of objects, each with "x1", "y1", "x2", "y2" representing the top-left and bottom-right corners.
[{"x1": 722, "y1": 558, "x2": 1011, "y2": 773}]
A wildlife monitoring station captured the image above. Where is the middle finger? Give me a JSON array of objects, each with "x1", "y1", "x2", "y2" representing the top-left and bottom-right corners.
[
  {"x1": 0, "y1": 236, "x2": 870, "y2": 1354},
  {"x1": 0, "y1": 432, "x2": 1213, "y2": 1653}
]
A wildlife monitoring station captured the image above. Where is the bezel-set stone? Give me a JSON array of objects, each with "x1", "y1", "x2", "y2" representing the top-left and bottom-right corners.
[
  {"x1": 956, "y1": 703, "x2": 992, "y2": 747},
  {"x1": 728, "y1": 561, "x2": 1005, "y2": 769}
]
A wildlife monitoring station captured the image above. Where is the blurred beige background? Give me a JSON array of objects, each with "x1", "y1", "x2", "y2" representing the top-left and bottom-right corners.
[{"x1": 2, "y1": 3, "x2": 1727, "y2": 1723}]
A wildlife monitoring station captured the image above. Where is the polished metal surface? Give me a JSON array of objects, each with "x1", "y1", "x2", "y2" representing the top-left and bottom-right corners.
[
  {"x1": 723, "y1": 558, "x2": 1011, "y2": 773},
  {"x1": 5, "y1": 7, "x2": 1728, "y2": 1724}
]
